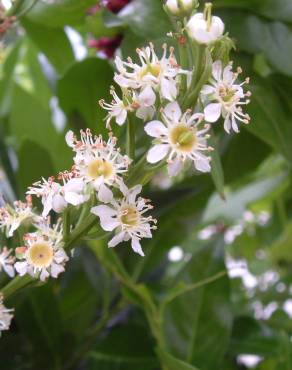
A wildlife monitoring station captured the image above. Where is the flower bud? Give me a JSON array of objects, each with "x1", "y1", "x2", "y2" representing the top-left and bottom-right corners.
[
  {"x1": 186, "y1": 4, "x2": 224, "y2": 44},
  {"x1": 165, "y1": 0, "x2": 180, "y2": 15},
  {"x1": 165, "y1": 0, "x2": 197, "y2": 16}
]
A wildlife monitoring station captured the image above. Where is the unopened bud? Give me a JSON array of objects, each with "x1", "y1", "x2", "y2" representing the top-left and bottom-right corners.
[
  {"x1": 165, "y1": 0, "x2": 197, "y2": 16},
  {"x1": 186, "y1": 4, "x2": 224, "y2": 44},
  {"x1": 165, "y1": 0, "x2": 180, "y2": 15}
]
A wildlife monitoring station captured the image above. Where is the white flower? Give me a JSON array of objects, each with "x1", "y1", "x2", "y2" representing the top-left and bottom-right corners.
[
  {"x1": 91, "y1": 184, "x2": 157, "y2": 256},
  {"x1": 144, "y1": 101, "x2": 212, "y2": 176},
  {"x1": 14, "y1": 220, "x2": 68, "y2": 282},
  {"x1": 27, "y1": 176, "x2": 88, "y2": 217},
  {"x1": 201, "y1": 60, "x2": 251, "y2": 133},
  {"x1": 186, "y1": 11, "x2": 224, "y2": 44},
  {"x1": 114, "y1": 43, "x2": 183, "y2": 104},
  {"x1": 100, "y1": 88, "x2": 133, "y2": 129},
  {"x1": 0, "y1": 247, "x2": 15, "y2": 278},
  {"x1": 0, "y1": 196, "x2": 35, "y2": 238},
  {"x1": 66, "y1": 129, "x2": 131, "y2": 203},
  {"x1": 0, "y1": 295, "x2": 14, "y2": 336},
  {"x1": 100, "y1": 87, "x2": 155, "y2": 128}
]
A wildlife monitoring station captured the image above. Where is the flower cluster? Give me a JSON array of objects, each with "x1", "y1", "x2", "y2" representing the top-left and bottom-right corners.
[{"x1": 0, "y1": 0, "x2": 252, "y2": 338}]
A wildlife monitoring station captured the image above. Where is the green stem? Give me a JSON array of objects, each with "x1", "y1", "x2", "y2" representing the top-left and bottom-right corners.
[
  {"x1": 183, "y1": 48, "x2": 212, "y2": 110},
  {"x1": 1, "y1": 275, "x2": 36, "y2": 299},
  {"x1": 126, "y1": 115, "x2": 136, "y2": 161},
  {"x1": 178, "y1": 41, "x2": 189, "y2": 98}
]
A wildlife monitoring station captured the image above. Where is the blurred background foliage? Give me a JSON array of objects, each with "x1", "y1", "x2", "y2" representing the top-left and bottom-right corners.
[{"x1": 0, "y1": 0, "x2": 292, "y2": 369}]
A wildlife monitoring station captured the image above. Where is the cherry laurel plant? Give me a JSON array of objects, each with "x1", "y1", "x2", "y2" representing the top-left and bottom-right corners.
[{"x1": 0, "y1": 0, "x2": 251, "y2": 341}]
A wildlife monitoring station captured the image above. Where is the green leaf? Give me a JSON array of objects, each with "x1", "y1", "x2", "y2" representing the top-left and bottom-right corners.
[
  {"x1": 88, "y1": 323, "x2": 158, "y2": 370},
  {"x1": 25, "y1": 0, "x2": 97, "y2": 27},
  {"x1": 203, "y1": 156, "x2": 289, "y2": 222},
  {"x1": 21, "y1": 18, "x2": 75, "y2": 75},
  {"x1": 9, "y1": 84, "x2": 69, "y2": 171},
  {"x1": 215, "y1": 0, "x2": 292, "y2": 23},
  {"x1": 17, "y1": 139, "x2": 55, "y2": 194},
  {"x1": 247, "y1": 77, "x2": 292, "y2": 163},
  {"x1": 157, "y1": 348, "x2": 200, "y2": 370},
  {"x1": 222, "y1": 11, "x2": 292, "y2": 76},
  {"x1": 15, "y1": 284, "x2": 63, "y2": 369},
  {"x1": 117, "y1": 0, "x2": 171, "y2": 39},
  {"x1": 162, "y1": 240, "x2": 232, "y2": 370},
  {"x1": 57, "y1": 58, "x2": 113, "y2": 134}
]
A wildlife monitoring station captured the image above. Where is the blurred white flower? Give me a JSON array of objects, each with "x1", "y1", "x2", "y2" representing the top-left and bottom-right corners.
[
  {"x1": 186, "y1": 10, "x2": 224, "y2": 44},
  {"x1": 202, "y1": 60, "x2": 251, "y2": 133},
  {"x1": 0, "y1": 196, "x2": 35, "y2": 237},
  {"x1": 0, "y1": 295, "x2": 13, "y2": 336},
  {"x1": 66, "y1": 129, "x2": 131, "y2": 203},
  {"x1": 91, "y1": 184, "x2": 157, "y2": 256},
  {"x1": 145, "y1": 101, "x2": 212, "y2": 176},
  {"x1": 14, "y1": 220, "x2": 68, "y2": 281},
  {"x1": 0, "y1": 246, "x2": 15, "y2": 278}
]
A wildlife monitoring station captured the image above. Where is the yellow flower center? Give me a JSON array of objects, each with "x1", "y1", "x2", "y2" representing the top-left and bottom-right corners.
[
  {"x1": 28, "y1": 242, "x2": 54, "y2": 268},
  {"x1": 140, "y1": 63, "x2": 161, "y2": 79},
  {"x1": 87, "y1": 159, "x2": 114, "y2": 180},
  {"x1": 219, "y1": 85, "x2": 236, "y2": 102},
  {"x1": 170, "y1": 124, "x2": 197, "y2": 152},
  {"x1": 120, "y1": 207, "x2": 140, "y2": 227}
]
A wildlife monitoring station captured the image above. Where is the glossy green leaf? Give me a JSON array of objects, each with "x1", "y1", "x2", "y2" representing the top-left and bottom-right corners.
[
  {"x1": 57, "y1": 58, "x2": 113, "y2": 134},
  {"x1": 117, "y1": 0, "x2": 171, "y2": 39},
  {"x1": 25, "y1": 0, "x2": 97, "y2": 27},
  {"x1": 21, "y1": 18, "x2": 75, "y2": 75},
  {"x1": 17, "y1": 139, "x2": 55, "y2": 194}
]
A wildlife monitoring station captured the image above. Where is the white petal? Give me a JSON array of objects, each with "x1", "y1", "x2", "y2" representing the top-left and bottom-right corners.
[
  {"x1": 42, "y1": 194, "x2": 53, "y2": 217},
  {"x1": 136, "y1": 106, "x2": 155, "y2": 121},
  {"x1": 128, "y1": 184, "x2": 142, "y2": 203},
  {"x1": 97, "y1": 183, "x2": 113, "y2": 203},
  {"x1": 91, "y1": 205, "x2": 117, "y2": 218},
  {"x1": 64, "y1": 192, "x2": 86, "y2": 206},
  {"x1": 139, "y1": 85, "x2": 156, "y2": 107},
  {"x1": 204, "y1": 103, "x2": 222, "y2": 123},
  {"x1": 212, "y1": 61, "x2": 223, "y2": 81},
  {"x1": 211, "y1": 16, "x2": 225, "y2": 39},
  {"x1": 131, "y1": 237, "x2": 145, "y2": 256},
  {"x1": 40, "y1": 268, "x2": 50, "y2": 281},
  {"x1": 223, "y1": 115, "x2": 232, "y2": 134},
  {"x1": 14, "y1": 261, "x2": 28, "y2": 276},
  {"x1": 52, "y1": 194, "x2": 67, "y2": 213},
  {"x1": 115, "y1": 108, "x2": 127, "y2": 126},
  {"x1": 64, "y1": 178, "x2": 84, "y2": 193},
  {"x1": 201, "y1": 84, "x2": 215, "y2": 96},
  {"x1": 163, "y1": 101, "x2": 181, "y2": 122},
  {"x1": 65, "y1": 130, "x2": 74, "y2": 147},
  {"x1": 144, "y1": 120, "x2": 168, "y2": 138},
  {"x1": 50, "y1": 263, "x2": 64, "y2": 278},
  {"x1": 147, "y1": 144, "x2": 169, "y2": 164},
  {"x1": 195, "y1": 157, "x2": 211, "y2": 173},
  {"x1": 4, "y1": 264, "x2": 15, "y2": 278},
  {"x1": 108, "y1": 232, "x2": 126, "y2": 247},
  {"x1": 160, "y1": 78, "x2": 177, "y2": 101},
  {"x1": 167, "y1": 158, "x2": 183, "y2": 177}
]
